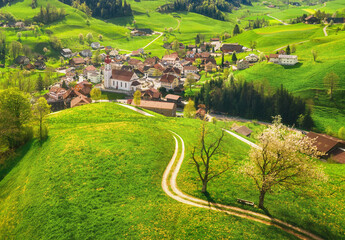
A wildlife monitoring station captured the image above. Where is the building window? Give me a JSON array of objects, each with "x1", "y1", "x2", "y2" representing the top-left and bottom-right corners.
[
  {"x1": 121, "y1": 82, "x2": 122, "y2": 87},
  {"x1": 125, "y1": 83, "x2": 127, "y2": 88}
]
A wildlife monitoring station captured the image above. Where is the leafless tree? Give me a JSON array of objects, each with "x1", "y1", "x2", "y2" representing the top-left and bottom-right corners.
[{"x1": 191, "y1": 121, "x2": 229, "y2": 193}]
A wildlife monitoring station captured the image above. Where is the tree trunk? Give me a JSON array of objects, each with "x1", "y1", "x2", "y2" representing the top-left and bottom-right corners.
[
  {"x1": 201, "y1": 181, "x2": 207, "y2": 193},
  {"x1": 258, "y1": 190, "x2": 266, "y2": 209}
]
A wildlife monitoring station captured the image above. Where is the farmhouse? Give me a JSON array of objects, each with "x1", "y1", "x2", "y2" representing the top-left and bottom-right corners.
[
  {"x1": 162, "y1": 53, "x2": 179, "y2": 65},
  {"x1": 160, "y1": 74, "x2": 179, "y2": 90},
  {"x1": 307, "y1": 132, "x2": 345, "y2": 164},
  {"x1": 165, "y1": 94, "x2": 183, "y2": 107},
  {"x1": 184, "y1": 65, "x2": 199, "y2": 75},
  {"x1": 75, "y1": 81, "x2": 92, "y2": 96},
  {"x1": 132, "y1": 100, "x2": 176, "y2": 117},
  {"x1": 278, "y1": 55, "x2": 298, "y2": 65},
  {"x1": 205, "y1": 61, "x2": 217, "y2": 72},
  {"x1": 269, "y1": 54, "x2": 280, "y2": 63},
  {"x1": 71, "y1": 95, "x2": 92, "y2": 108},
  {"x1": 221, "y1": 43, "x2": 244, "y2": 53},
  {"x1": 69, "y1": 57, "x2": 85, "y2": 67},
  {"x1": 141, "y1": 88, "x2": 161, "y2": 100}
]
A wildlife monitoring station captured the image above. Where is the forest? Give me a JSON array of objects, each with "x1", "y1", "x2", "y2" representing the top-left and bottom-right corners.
[
  {"x1": 194, "y1": 78, "x2": 314, "y2": 129},
  {"x1": 159, "y1": 0, "x2": 252, "y2": 21},
  {"x1": 58, "y1": 0, "x2": 132, "y2": 19}
]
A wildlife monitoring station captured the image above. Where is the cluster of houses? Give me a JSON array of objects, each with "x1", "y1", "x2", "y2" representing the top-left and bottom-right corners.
[{"x1": 14, "y1": 55, "x2": 46, "y2": 70}]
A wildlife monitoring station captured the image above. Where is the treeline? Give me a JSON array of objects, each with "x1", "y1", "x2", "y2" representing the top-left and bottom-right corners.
[
  {"x1": 33, "y1": 5, "x2": 66, "y2": 24},
  {"x1": 159, "y1": 0, "x2": 251, "y2": 21},
  {"x1": 58, "y1": 0, "x2": 132, "y2": 19},
  {"x1": 194, "y1": 78, "x2": 314, "y2": 129},
  {"x1": 247, "y1": 17, "x2": 269, "y2": 29}
]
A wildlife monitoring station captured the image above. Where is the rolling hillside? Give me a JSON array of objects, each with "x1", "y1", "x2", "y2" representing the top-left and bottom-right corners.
[
  {"x1": 0, "y1": 103, "x2": 295, "y2": 239},
  {"x1": 0, "y1": 103, "x2": 344, "y2": 239}
]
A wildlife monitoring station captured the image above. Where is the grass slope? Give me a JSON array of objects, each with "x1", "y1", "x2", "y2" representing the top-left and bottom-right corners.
[{"x1": 0, "y1": 103, "x2": 294, "y2": 239}]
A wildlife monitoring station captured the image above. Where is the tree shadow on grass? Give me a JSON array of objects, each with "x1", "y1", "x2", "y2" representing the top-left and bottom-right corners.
[
  {"x1": 0, "y1": 140, "x2": 34, "y2": 181},
  {"x1": 282, "y1": 62, "x2": 303, "y2": 69},
  {"x1": 271, "y1": 207, "x2": 335, "y2": 240}
]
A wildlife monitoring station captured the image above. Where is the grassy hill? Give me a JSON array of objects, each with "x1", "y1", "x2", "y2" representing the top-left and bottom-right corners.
[
  {"x1": 0, "y1": 103, "x2": 345, "y2": 239},
  {"x1": 0, "y1": 103, "x2": 295, "y2": 239},
  {"x1": 224, "y1": 23, "x2": 345, "y2": 133}
]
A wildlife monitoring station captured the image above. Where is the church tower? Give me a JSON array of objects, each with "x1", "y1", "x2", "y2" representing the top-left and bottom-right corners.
[{"x1": 104, "y1": 56, "x2": 112, "y2": 88}]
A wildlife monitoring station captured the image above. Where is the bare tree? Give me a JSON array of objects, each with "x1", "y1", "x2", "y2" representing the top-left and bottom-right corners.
[
  {"x1": 243, "y1": 116, "x2": 326, "y2": 210},
  {"x1": 191, "y1": 122, "x2": 228, "y2": 193}
]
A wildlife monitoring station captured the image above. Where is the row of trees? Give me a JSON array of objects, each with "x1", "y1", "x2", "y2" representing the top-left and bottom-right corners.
[
  {"x1": 194, "y1": 77, "x2": 314, "y2": 129},
  {"x1": 59, "y1": 0, "x2": 132, "y2": 19},
  {"x1": 33, "y1": 5, "x2": 66, "y2": 24}
]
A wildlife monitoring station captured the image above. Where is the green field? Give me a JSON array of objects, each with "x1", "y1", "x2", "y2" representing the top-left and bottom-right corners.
[
  {"x1": 0, "y1": 103, "x2": 296, "y2": 239},
  {"x1": 1, "y1": 103, "x2": 344, "y2": 239}
]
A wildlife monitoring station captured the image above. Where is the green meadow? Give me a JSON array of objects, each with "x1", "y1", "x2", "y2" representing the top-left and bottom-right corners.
[
  {"x1": 1, "y1": 103, "x2": 344, "y2": 239},
  {"x1": 0, "y1": 103, "x2": 296, "y2": 240}
]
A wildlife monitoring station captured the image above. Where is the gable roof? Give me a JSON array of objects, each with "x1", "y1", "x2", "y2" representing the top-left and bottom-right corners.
[
  {"x1": 71, "y1": 95, "x2": 91, "y2": 108},
  {"x1": 164, "y1": 67, "x2": 181, "y2": 75},
  {"x1": 233, "y1": 126, "x2": 253, "y2": 137},
  {"x1": 221, "y1": 43, "x2": 243, "y2": 52},
  {"x1": 307, "y1": 132, "x2": 345, "y2": 154},
  {"x1": 112, "y1": 69, "x2": 135, "y2": 82},
  {"x1": 160, "y1": 74, "x2": 176, "y2": 83}
]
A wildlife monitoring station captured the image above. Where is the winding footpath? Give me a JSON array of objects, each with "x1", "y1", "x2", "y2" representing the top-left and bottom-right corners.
[
  {"x1": 267, "y1": 14, "x2": 289, "y2": 25},
  {"x1": 323, "y1": 25, "x2": 328, "y2": 37},
  {"x1": 162, "y1": 130, "x2": 323, "y2": 240}
]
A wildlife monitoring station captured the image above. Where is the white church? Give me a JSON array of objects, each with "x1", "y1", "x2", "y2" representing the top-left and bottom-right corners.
[{"x1": 103, "y1": 56, "x2": 140, "y2": 92}]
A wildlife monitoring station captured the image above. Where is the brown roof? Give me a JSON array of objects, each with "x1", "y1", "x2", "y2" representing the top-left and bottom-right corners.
[
  {"x1": 144, "y1": 57, "x2": 159, "y2": 66},
  {"x1": 162, "y1": 53, "x2": 179, "y2": 61},
  {"x1": 85, "y1": 65, "x2": 96, "y2": 71},
  {"x1": 166, "y1": 94, "x2": 181, "y2": 101},
  {"x1": 164, "y1": 67, "x2": 181, "y2": 75},
  {"x1": 160, "y1": 74, "x2": 176, "y2": 83},
  {"x1": 233, "y1": 126, "x2": 253, "y2": 137},
  {"x1": 71, "y1": 95, "x2": 91, "y2": 108},
  {"x1": 112, "y1": 69, "x2": 135, "y2": 82},
  {"x1": 133, "y1": 100, "x2": 175, "y2": 110},
  {"x1": 269, "y1": 54, "x2": 279, "y2": 58},
  {"x1": 221, "y1": 43, "x2": 243, "y2": 52},
  {"x1": 154, "y1": 63, "x2": 166, "y2": 72},
  {"x1": 71, "y1": 58, "x2": 85, "y2": 64},
  {"x1": 330, "y1": 148, "x2": 345, "y2": 164},
  {"x1": 128, "y1": 58, "x2": 142, "y2": 66},
  {"x1": 142, "y1": 88, "x2": 161, "y2": 99},
  {"x1": 184, "y1": 66, "x2": 198, "y2": 71},
  {"x1": 307, "y1": 132, "x2": 345, "y2": 153}
]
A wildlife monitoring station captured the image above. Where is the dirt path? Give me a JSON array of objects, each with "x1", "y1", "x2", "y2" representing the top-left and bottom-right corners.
[
  {"x1": 143, "y1": 32, "x2": 163, "y2": 49},
  {"x1": 267, "y1": 14, "x2": 289, "y2": 25},
  {"x1": 274, "y1": 40, "x2": 310, "y2": 51},
  {"x1": 118, "y1": 103, "x2": 154, "y2": 117},
  {"x1": 162, "y1": 130, "x2": 323, "y2": 240},
  {"x1": 323, "y1": 25, "x2": 328, "y2": 37}
]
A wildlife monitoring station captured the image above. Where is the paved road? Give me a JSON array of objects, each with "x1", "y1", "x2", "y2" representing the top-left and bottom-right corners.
[
  {"x1": 267, "y1": 14, "x2": 289, "y2": 25},
  {"x1": 162, "y1": 130, "x2": 323, "y2": 240},
  {"x1": 274, "y1": 40, "x2": 310, "y2": 51}
]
